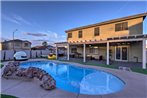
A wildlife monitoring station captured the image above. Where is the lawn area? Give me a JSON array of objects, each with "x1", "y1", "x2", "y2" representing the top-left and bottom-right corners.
[
  {"x1": 131, "y1": 67, "x2": 147, "y2": 74},
  {"x1": 58, "y1": 60, "x2": 147, "y2": 75},
  {"x1": 1, "y1": 94, "x2": 17, "y2": 98},
  {"x1": 58, "y1": 60, "x2": 118, "y2": 69}
]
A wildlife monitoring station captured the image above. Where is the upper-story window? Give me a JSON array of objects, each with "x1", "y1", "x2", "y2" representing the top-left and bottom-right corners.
[
  {"x1": 68, "y1": 33, "x2": 72, "y2": 38},
  {"x1": 78, "y1": 30, "x2": 82, "y2": 38},
  {"x1": 115, "y1": 22, "x2": 128, "y2": 31},
  {"x1": 24, "y1": 43, "x2": 29, "y2": 47},
  {"x1": 14, "y1": 43, "x2": 20, "y2": 47},
  {"x1": 94, "y1": 27, "x2": 100, "y2": 36}
]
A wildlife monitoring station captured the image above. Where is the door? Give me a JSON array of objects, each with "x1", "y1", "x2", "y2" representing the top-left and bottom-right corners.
[
  {"x1": 115, "y1": 46, "x2": 128, "y2": 61},
  {"x1": 122, "y1": 47, "x2": 128, "y2": 60},
  {"x1": 116, "y1": 47, "x2": 121, "y2": 60}
]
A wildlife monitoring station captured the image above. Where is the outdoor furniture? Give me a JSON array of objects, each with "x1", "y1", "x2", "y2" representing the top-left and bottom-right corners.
[
  {"x1": 74, "y1": 52, "x2": 82, "y2": 58},
  {"x1": 86, "y1": 55, "x2": 97, "y2": 60},
  {"x1": 99, "y1": 55, "x2": 103, "y2": 61},
  {"x1": 70, "y1": 53, "x2": 75, "y2": 58}
]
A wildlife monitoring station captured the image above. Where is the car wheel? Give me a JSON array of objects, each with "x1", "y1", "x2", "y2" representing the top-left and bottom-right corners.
[{"x1": 14, "y1": 57, "x2": 17, "y2": 61}]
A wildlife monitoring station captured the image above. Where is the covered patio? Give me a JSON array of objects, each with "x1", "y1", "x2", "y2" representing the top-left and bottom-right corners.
[{"x1": 55, "y1": 34, "x2": 147, "y2": 69}]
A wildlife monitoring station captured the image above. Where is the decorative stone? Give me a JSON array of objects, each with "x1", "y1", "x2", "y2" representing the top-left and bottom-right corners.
[
  {"x1": 2, "y1": 62, "x2": 18, "y2": 77},
  {"x1": 16, "y1": 68, "x2": 27, "y2": 77},
  {"x1": 2, "y1": 61, "x2": 56, "y2": 90},
  {"x1": 40, "y1": 74, "x2": 56, "y2": 90}
]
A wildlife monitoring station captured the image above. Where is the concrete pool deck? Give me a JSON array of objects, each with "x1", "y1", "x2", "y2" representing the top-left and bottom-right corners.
[{"x1": 1, "y1": 58, "x2": 147, "y2": 98}]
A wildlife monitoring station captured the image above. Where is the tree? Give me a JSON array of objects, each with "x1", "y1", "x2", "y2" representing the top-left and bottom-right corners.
[{"x1": 42, "y1": 41, "x2": 48, "y2": 46}]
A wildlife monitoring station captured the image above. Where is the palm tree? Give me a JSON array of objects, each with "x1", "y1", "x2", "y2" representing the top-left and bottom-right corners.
[{"x1": 42, "y1": 41, "x2": 48, "y2": 46}]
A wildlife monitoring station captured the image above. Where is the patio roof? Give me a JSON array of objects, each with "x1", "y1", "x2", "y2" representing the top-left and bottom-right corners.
[{"x1": 68, "y1": 34, "x2": 147, "y2": 45}]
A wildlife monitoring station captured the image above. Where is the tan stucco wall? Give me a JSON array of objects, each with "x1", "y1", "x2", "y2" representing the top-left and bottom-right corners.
[
  {"x1": 129, "y1": 41, "x2": 142, "y2": 62},
  {"x1": 67, "y1": 17, "x2": 143, "y2": 42},
  {"x1": 69, "y1": 42, "x2": 143, "y2": 62},
  {"x1": 0, "y1": 43, "x2": 2, "y2": 50}
]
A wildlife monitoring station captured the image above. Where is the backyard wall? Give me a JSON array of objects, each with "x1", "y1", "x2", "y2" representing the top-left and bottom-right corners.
[{"x1": 0, "y1": 50, "x2": 53, "y2": 61}]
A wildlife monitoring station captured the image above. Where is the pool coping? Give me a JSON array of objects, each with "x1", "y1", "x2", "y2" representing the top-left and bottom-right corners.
[{"x1": 1, "y1": 58, "x2": 147, "y2": 98}]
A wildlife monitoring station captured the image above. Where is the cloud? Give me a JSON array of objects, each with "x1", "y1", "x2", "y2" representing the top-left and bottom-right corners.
[
  {"x1": 22, "y1": 30, "x2": 66, "y2": 46},
  {"x1": 13, "y1": 14, "x2": 31, "y2": 25},
  {"x1": 23, "y1": 32, "x2": 48, "y2": 37},
  {"x1": 0, "y1": 37, "x2": 10, "y2": 42},
  {"x1": 2, "y1": 13, "x2": 31, "y2": 25},
  {"x1": 32, "y1": 39, "x2": 49, "y2": 42},
  {"x1": 2, "y1": 14, "x2": 21, "y2": 25}
]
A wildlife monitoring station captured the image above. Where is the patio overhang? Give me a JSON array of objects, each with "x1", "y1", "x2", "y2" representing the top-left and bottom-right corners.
[
  {"x1": 55, "y1": 34, "x2": 147, "y2": 69},
  {"x1": 68, "y1": 34, "x2": 147, "y2": 45}
]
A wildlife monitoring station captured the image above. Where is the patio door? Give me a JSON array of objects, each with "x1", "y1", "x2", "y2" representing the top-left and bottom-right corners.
[{"x1": 115, "y1": 46, "x2": 128, "y2": 61}]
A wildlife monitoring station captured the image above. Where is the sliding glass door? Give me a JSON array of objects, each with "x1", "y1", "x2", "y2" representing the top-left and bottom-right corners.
[{"x1": 115, "y1": 46, "x2": 128, "y2": 61}]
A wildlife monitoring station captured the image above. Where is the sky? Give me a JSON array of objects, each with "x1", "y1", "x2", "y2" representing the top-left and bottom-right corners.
[{"x1": 1, "y1": 1, "x2": 147, "y2": 46}]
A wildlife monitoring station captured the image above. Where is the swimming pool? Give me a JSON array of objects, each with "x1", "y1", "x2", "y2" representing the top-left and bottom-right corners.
[{"x1": 20, "y1": 61, "x2": 125, "y2": 95}]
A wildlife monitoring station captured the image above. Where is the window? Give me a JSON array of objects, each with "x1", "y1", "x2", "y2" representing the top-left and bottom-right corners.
[
  {"x1": 94, "y1": 27, "x2": 100, "y2": 36},
  {"x1": 89, "y1": 48, "x2": 96, "y2": 54},
  {"x1": 71, "y1": 48, "x2": 77, "y2": 53},
  {"x1": 68, "y1": 33, "x2": 72, "y2": 38},
  {"x1": 24, "y1": 43, "x2": 29, "y2": 47},
  {"x1": 115, "y1": 22, "x2": 128, "y2": 31},
  {"x1": 78, "y1": 30, "x2": 82, "y2": 38},
  {"x1": 15, "y1": 43, "x2": 20, "y2": 47}
]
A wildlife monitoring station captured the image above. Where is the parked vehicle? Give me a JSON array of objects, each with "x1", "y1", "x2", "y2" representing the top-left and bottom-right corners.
[{"x1": 14, "y1": 51, "x2": 28, "y2": 61}]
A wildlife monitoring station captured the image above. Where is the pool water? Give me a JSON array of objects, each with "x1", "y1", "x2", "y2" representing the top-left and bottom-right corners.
[{"x1": 20, "y1": 61, "x2": 125, "y2": 95}]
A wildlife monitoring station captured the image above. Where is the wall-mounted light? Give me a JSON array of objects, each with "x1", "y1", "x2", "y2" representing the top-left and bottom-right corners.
[{"x1": 93, "y1": 46, "x2": 98, "y2": 48}]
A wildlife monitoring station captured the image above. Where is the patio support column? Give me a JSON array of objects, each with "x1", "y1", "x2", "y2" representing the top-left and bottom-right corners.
[
  {"x1": 67, "y1": 44, "x2": 70, "y2": 60},
  {"x1": 55, "y1": 45, "x2": 58, "y2": 60},
  {"x1": 142, "y1": 39, "x2": 146, "y2": 69},
  {"x1": 107, "y1": 42, "x2": 109, "y2": 65},
  {"x1": 83, "y1": 44, "x2": 86, "y2": 62}
]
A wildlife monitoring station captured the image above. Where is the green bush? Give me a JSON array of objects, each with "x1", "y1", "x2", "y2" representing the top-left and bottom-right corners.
[
  {"x1": 0, "y1": 63, "x2": 4, "y2": 68},
  {"x1": 1, "y1": 94, "x2": 17, "y2": 98}
]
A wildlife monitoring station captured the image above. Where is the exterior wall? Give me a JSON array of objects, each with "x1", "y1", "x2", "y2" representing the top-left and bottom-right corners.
[
  {"x1": 2, "y1": 41, "x2": 31, "y2": 50},
  {"x1": 69, "y1": 42, "x2": 143, "y2": 62},
  {"x1": 0, "y1": 43, "x2": 2, "y2": 50},
  {"x1": 67, "y1": 17, "x2": 143, "y2": 42},
  {"x1": 129, "y1": 41, "x2": 142, "y2": 62}
]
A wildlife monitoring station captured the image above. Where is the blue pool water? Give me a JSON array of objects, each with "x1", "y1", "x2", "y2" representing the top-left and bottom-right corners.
[{"x1": 20, "y1": 61, "x2": 125, "y2": 95}]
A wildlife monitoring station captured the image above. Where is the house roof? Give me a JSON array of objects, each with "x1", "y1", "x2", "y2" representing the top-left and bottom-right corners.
[
  {"x1": 2, "y1": 39, "x2": 31, "y2": 44},
  {"x1": 31, "y1": 45, "x2": 54, "y2": 50},
  {"x1": 55, "y1": 42, "x2": 68, "y2": 44},
  {"x1": 65, "y1": 12, "x2": 147, "y2": 32}
]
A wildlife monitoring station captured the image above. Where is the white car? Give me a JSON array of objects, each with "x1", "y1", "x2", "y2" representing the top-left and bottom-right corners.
[{"x1": 14, "y1": 51, "x2": 28, "y2": 61}]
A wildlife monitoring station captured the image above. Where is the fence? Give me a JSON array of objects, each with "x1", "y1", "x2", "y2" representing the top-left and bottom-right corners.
[{"x1": 0, "y1": 50, "x2": 54, "y2": 61}]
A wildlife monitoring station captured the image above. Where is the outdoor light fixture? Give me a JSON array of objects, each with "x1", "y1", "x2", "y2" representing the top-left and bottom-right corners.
[
  {"x1": 93, "y1": 46, "x2": 98, "y2": 48},
  {"x1": 65, "y1": 46, "x2": 67, "y2": 48}
]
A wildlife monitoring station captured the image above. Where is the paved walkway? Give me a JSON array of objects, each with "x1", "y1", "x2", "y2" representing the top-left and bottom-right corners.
[{"x1": 1, "y1": 59, "x2": 147, "y2": 98}]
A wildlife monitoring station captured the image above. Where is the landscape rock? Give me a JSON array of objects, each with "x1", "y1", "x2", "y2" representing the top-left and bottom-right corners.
[{"x1": 2, "y1": 61, "x2": 56, "y2": 90}]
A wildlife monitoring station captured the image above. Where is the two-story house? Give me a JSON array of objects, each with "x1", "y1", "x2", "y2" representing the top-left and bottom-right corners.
[
  {"x1": 55, "y1": 13, "x2": 147, "y2": 69},
  {"x1": 2, "y1": 39, "x2": 31, "y2": 50}
]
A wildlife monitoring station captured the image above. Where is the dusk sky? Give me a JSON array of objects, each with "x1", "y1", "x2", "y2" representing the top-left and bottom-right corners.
[{"x1": 1, "y1": 1, "x2": 147, "y2": 46}]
